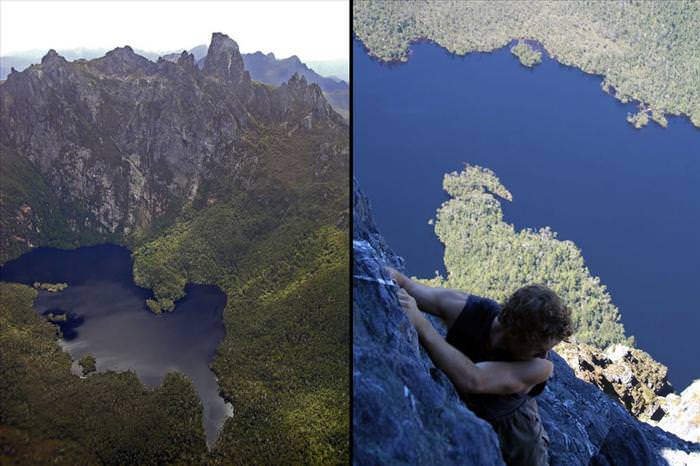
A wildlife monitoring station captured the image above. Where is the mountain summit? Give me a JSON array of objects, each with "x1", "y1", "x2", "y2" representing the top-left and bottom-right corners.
[{"x1": 202, "y1": 32, "x2": 250, "y2": 89}]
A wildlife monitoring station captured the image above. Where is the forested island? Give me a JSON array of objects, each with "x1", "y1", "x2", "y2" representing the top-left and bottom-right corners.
[
  {"x1": 354, "y1": 0, "x2": 700, "y2": 128},
  {"x1": 32, "y1": 282, "x2": 68, "y2": 292},
  {"x1": 78, "y1": 354, "x2": 97, "y2": 375},
  {"x1": 510, "y1": 41, "x2": 541, "y2": 68}
]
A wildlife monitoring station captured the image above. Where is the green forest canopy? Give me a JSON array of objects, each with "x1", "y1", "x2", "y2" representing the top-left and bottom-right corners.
[{"x1": 354, "y1": 0, "x2": 700, "y2": 127}]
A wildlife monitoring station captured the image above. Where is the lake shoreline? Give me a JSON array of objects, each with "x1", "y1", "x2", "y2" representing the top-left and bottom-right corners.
[{"x1": 0, "y1": 243, "x2": 230, "y2": 448}]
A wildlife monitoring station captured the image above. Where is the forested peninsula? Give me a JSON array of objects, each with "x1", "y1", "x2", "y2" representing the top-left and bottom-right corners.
[
  {"x1": 419, "y1": 165, "x2": 631, "y2": 349},
  {"x1": 354, "y1": 0, "x2": 700, "y2": 128}
]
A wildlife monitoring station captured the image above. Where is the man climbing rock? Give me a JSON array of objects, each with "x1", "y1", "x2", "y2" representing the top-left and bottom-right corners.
[{"x1": 387, "y1": 267, "x2": 574, "y2": 466}]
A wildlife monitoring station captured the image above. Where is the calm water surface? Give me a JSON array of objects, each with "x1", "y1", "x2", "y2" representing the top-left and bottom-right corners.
[
  {"x1": 354, "y1": 39, "x2": 700, "y2": 390},
  {"x1": 0, "y1": 244, "x2": 230, "y2": 447}
]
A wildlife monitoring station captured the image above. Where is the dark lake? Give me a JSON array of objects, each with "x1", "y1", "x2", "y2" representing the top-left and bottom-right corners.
[
  {"x1": 353, "y1": 39, "x2": 699, "y2": 391},
  {"x1": 0, "y1": 244, "x2": 230, "y2": 447}
]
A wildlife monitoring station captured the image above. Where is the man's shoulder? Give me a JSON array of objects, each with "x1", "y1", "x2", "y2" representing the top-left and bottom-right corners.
[
  {"x1": 447, "y1": 294, "x2": 500, "y2": 356},
  {"x1": 464, "y1": 294, "x2": 501, "y2": 315}
]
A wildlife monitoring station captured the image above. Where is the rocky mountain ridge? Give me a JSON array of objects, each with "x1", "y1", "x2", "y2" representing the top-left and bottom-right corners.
[
  {"x1": 240, "y1": 51, "x2": 349, "y2": 118},
  {"x1": 353, "y1": 181, "x2": 700, "y2": 465},
  {"x1": 0, "y1": 32, "x2": 344, "y2": 262},
  {"x1": 2, "y1": 42, "x2": 349, "y2": 119},
  {"x1": 162, "y1": 45, "x2": 349, "y2": 118}
]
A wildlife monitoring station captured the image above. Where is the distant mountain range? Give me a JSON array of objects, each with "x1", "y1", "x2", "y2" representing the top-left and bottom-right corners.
[
  {"x1": 0, "y1": 47, "x2": 165, "y2": 80},
  {"x1": 1, "y1": 46, "x2": 348, "y2": 118}
]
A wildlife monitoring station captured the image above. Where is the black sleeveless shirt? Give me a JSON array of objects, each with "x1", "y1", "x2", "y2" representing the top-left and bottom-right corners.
[{"x1": 445, "y1": 294, "x2": 548, "y2": 421}]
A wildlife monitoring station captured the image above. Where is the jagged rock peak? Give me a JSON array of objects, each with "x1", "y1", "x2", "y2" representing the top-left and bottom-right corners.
[
  {"x1": 106, "y1": 45, "x2": 135, "y2": 55},
  {"x1": 93, "y1": 46, "x2": 155, "y2": 76},
  {"x1": 203, "y1": 32, "x2": 248, "y2": 85},
  {"x1": 288, "y1": 72, "x2": 307, "y2": 85},
  {"x1": 177, "y1": 50, "x2": 195, "y2": 68},
  {"x1": 281, "y1": 73, "x2": 326, "y2": 105},
  {"x1": 209, "y1": 32, "x2": 240, "y2": 54},
  {"x1": 102, "y1": 45, "x2": 146, "y2": 63},
  {"x1": 41, "y1": 49, "x2": 67, "y2": 65}
]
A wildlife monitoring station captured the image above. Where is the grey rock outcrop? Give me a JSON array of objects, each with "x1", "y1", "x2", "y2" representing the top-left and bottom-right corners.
[
  {"x1": 556, "y1": 340, "x2": 674, "y2": 421},
  {"x1": 272, "y1": 73, "x2": 340, "y2": 130},
  {"x1": 241, "y1": 51, "x2": 348, "y2": 118},
  {"x1": 656, "y1": 380, "x2": 700, "y2": 444},
  {"x1": 91, "y1": 45, "x2": 157, "y2": 77},
  {"x1": 353, "y1": 182, "x2": 700, "y2": 465},
  {"x1": 202, "y1": 32, "x2": 252, "y2": 101},
  {"x1": 163, "y1": 46, "x2": 349, "y2": 118}
]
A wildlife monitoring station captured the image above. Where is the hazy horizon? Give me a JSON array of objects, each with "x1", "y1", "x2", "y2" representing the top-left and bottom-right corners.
[
  {"x1": 0, "y1": 1, "x2": 348, "y2": 62},
  {"x1": 0, "y1": 42, "x2": 350, "y2": 66}
]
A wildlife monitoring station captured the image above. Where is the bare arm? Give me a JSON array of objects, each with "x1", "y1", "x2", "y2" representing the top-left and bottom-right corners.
[
  {"x1": 388, "y1": 267, "x2": 468, "y2": 329},
  {"x1": 398, "y1": 289, "x2": 552, "y2": 396}
]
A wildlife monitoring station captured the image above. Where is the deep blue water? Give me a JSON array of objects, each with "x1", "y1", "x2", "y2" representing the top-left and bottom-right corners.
[
  {"x1": 0, "y1": 244, "x2": 230, "y2": 447},
  {"x1": 354, "y1": 39, "x2": 699, "y2": 391}
]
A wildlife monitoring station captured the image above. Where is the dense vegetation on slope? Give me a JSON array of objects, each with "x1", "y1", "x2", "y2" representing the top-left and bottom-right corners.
[
  {"x1": 420, "y1": 165, "x2": 632, "y2": 349},
  {"x1": 0, "y1": 283, "x2": 207, "y2": 465},
  {"x1": 354, "y1": 0, "x2": 700, "y2": 127},
  {"x1": 132, "y1": 126, "x2": 349, "y2": 464}
]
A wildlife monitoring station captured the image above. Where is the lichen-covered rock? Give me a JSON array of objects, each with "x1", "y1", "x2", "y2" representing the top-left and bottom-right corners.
[
  {"x1": 353, "y1": 182, "x2": 700, "y2": 465},
  {"x1": 556, "y1": 341, "x2": 673, "y2": 421}
]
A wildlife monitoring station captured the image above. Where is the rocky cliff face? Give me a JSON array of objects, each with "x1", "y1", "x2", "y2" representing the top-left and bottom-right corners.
[
  {"x1": 0, "y1": 32, "x2": 344, "y2": 261},
  {"x1": 353, "y1": 182, "x2": 700, "y2": 465}
]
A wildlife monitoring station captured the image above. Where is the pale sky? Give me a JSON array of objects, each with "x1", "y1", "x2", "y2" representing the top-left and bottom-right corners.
[{"x1": 0, "y1": 0, "x2": 348, "y2": 61}]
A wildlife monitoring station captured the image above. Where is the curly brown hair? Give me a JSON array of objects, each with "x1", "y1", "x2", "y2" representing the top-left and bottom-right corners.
[{"x1": 499, "y1": 284, "x2": 573, "y2": 344}]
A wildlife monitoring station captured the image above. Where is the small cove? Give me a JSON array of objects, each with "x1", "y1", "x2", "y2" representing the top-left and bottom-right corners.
[{"x1": 0, "y1": 243, "x2": 230, "y2": 448}]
